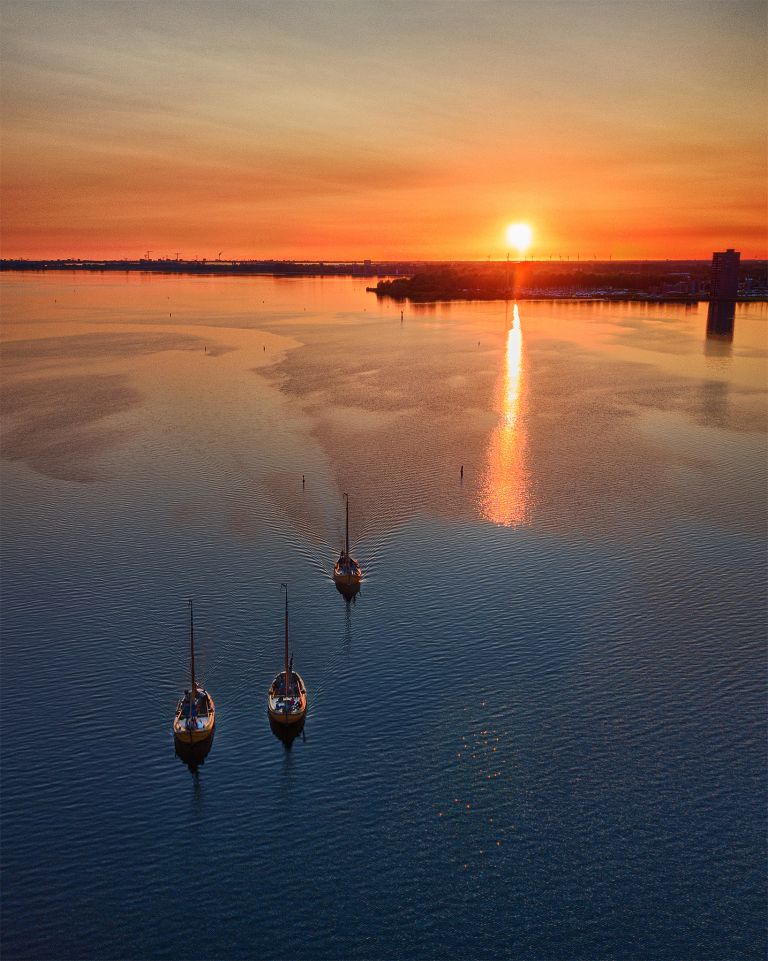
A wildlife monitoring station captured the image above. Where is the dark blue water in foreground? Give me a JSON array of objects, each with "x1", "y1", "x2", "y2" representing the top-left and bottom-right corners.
[{"x1": 2, "y1": 274, "x2": 766, "y2": 960}]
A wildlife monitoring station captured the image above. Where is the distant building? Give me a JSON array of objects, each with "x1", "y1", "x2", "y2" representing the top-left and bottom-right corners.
[{"x1": 710, "y1": 248, "x2": 740, "y2": 300}]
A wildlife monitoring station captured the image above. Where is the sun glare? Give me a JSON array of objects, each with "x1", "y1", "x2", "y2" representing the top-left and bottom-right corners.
[{"x1": 505, "y1": 223, "x2": 533, "y2": 257}]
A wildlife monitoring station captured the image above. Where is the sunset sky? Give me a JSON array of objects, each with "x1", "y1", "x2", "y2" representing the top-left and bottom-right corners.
[{"x1": 1, "y1": 0, "x2": 766, "y2": 260}]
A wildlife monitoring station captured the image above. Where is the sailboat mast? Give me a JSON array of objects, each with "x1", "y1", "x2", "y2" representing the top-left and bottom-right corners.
[
  {"x1": 345, "y1": 492, "x2": 349, "y2": 557},
  {"x1": 189, "y1": 599, "x2": 197, "y2": 716},
  {"x1": 283, "y1": 585, "x2": 290, "y2": 695}
]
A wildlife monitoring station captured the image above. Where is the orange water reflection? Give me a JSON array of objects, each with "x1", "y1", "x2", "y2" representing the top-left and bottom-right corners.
[{"x1": 480, "y1": 303, "x2": 529, "y2": 526}]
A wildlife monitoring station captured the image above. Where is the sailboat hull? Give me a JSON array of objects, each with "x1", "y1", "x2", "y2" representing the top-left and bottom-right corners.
[
  {"x1": 173, "y1": 720, "x2": 215, "y2": 744},
  {"x1": 267, "y1": 709, "x2": 306, "y2": 727},
  {"x1": 267, "y1": 671, "x2": 307, "y2": 726},
  {"x1": 173, "y1": 692, "x2": 216, "y2": 744},
  {"x1": 333, "y1": 567, "x2": 362, "y2": 587}
]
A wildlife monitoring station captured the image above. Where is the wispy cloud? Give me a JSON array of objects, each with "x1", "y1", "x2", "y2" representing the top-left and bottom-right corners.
[{"x1": 2, "y1": 0, "x2": 766, "y2": 258}]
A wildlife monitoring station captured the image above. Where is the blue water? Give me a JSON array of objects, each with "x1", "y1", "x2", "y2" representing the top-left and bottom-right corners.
[{"x1": 1, "y1": 274, "x2": 766, "y2": 960}]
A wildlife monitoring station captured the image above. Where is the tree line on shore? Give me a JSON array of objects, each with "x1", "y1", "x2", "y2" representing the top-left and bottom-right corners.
[{"x1": 374, "y1": 261, "x2": 767, "y2": 301}]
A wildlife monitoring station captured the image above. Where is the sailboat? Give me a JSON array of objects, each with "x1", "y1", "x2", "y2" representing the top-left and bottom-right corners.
[
  {"x1": 173, "y1": 600, "x2": 216, "y2": 744},
  {"x1": 267, "y1": 584, "x2": 307, "y2": 726},
  {"x1": 333, "y1": 492, "x2": 362, "y2": 588}
]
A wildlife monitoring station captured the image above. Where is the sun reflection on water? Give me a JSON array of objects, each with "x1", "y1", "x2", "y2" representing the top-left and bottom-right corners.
[{"x1": 480, "y1": 302, "x2": 529, "y2": 526}]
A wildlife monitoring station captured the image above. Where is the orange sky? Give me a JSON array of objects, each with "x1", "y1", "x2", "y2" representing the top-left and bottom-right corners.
[{"x1": 1, "y1": 1, "x2": 766, "y2": 260}]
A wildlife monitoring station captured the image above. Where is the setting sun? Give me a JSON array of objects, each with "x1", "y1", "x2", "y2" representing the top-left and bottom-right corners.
[{"x1": 506, "y1": 223, "x2": 533, "y2": 257}]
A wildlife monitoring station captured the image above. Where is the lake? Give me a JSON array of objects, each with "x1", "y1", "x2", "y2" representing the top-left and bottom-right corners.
[{"x1": 1, "y1": 272, "x2": 766, "y2": 960}]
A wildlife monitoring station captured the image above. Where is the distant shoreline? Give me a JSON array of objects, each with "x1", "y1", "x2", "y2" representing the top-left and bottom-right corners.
[
  {"x1": 0, "y1": 258, "x2": 393, "y2": 278},
  {"x1": 2, "y1": 258, "x2": 766, "y2": 303},
  {"x1": 369, "y1": 260, "x2": 768, "y2": 304},
  {"x1": 4, "y1": 257, "x2": 767, "y2": 273}
]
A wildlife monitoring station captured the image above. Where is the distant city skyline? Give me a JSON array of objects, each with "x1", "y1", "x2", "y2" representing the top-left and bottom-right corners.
[{"x1": 1, "y1": 0, "x2": 766, "y2": 260}]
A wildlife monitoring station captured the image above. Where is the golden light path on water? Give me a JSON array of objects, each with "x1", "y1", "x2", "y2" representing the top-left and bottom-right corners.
[{"x1": 481, "y1": 302, "x2": 529, "y2": 527}]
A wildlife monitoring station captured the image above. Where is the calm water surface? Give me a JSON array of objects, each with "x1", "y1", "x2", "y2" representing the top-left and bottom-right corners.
[{"x1": 1, "y1": 273, "x2": 766, "y2": 960}]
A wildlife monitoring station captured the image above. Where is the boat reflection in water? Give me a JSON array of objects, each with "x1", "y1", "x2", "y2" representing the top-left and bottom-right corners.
[
  {"x1": 174, "y1": 732, "x2": 214, "y2": 771},
  {"x1": 481, "y1": 302, "x2": 529, "y2": 526},
  {"x1": 334, "y1": 578, "x2": 360, "y2": 603},
  {"x1": 269, "y1": 713, "x2": 305, "y2": 747}
]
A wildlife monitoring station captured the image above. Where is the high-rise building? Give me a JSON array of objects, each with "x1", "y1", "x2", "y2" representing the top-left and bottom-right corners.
[{"x1": 710, "y1": 248, "x2": 740, "y2": 301}]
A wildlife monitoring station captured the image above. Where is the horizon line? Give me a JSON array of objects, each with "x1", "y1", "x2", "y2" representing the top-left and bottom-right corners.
[{"x1": 3, "y1": 254, "x2": 767, "y2": 266}]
